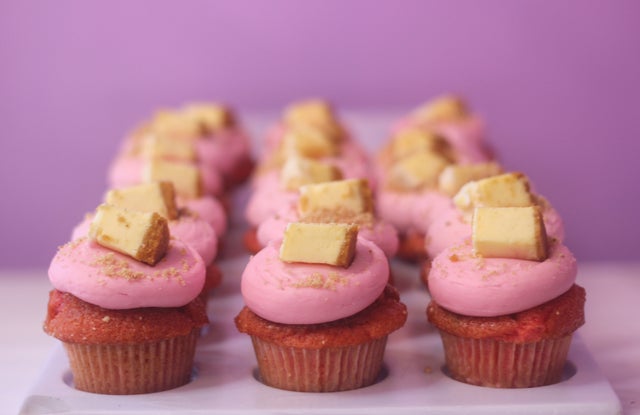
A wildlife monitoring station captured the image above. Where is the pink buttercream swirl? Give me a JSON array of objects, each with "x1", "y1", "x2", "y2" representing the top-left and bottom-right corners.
[
  {"x1": 49, "y1": 238, "x2": 205, "y2": 309},
  {"x1": 256, "y1": 206, "x2": 399, "y2": 258},
  {"x1": 428, "y1": 240, "x2": 577, "y2": 317},
  {"x1": 241, "y1": 238, "x2": 388, "y2": 325},
  {"x1": 71, "y1": 213, "x2": 219, "y2": 265}
]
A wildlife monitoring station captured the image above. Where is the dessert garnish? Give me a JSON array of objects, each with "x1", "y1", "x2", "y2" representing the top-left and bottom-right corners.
[
  {"x1": 298, "y1": 178, "x2": 373, "y2": 220},
  {"x1": 142, "y1": 159, "x2": 203, "y2": 198},
  {"x1": 105, "y1": 181, "x2": 179, "y2": 220},
  {"x1": 438, "y1": 162, "x2": 502, "y2": 196},
  {"x1": 279, "y1": 156, "x2": 343, "y2": 191},
  {"x1": 89, "y1": 204, "x2": 170, "y2": 265},
  {"x1": 454, "y1": 172, "x2": 533, "y2": 219},
  {"x1": 142, "y1": 134, "x2": 197, "y2": 162},
  {"x1": 386, "y1": 150, "x2": 451, "y2": 191},
  {"x1": 279, "y1": 222, "x2": 358, "y2": 267},
  {"x1": 412, "y1": 94, "x2": 469, "y2": 123},
  {"x1": 472, "y1": 206, "x2": 548, "y2": 261}
]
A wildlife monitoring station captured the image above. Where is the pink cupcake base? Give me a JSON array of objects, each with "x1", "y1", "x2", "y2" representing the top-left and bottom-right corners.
[
  {"x1": 63, "y1": 329, "x2": 200, "y2": 395},
  {"x1": 250, "y1": 336, "x2": 388, "y2": 392},
  {"x1": 439, "y1": 331, "x2": 574, "y2": 388}
]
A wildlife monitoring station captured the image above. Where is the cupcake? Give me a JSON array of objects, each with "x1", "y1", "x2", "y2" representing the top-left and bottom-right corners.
[
  {"x1": 244, "y1": 156, "x2": 343, "y2": 253},
  {"x1": 44, "y1": 204, "x2": 208, "y2": 394},
  {"x1": 427, "y1": 205, "x2": 585, "y2": 388},
  {"x1": 421, "y1": 171, "x2": 565, "y2": 285},
  {"x1": 235, "y1": 222, "x2": 407, "y2": 392},
  {"x1": 70, "y1": 182, "x2": 223, "y2": 297},
  {"x1": 375, "y1": 131, "x2": 457, "y2": 261},
  {"x1": 394, "y1": 94, "x2": 494, "y2": 163},
  {"x1": 117, "y1": 103, "x2": 253, "y2": 189},
  {"x1": 256, "y1": 178, "x2": 399, "y2": 258}
]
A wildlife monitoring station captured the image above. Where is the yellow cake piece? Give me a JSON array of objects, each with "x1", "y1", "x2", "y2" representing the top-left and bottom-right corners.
[
  {"x1": 298, "y1": 179, "x2": 373, "y2": 218},
  {"x1": 142, "y1": 160, "x2": 203, "y2": 199},
  {"x1": 89, "y1": 204, "x2": 170, "y2": 265},
  {"x1": 279, "y1": 222, "x2": 358, "y2": 267},
  {"x1": 438, "y1": 162, "x2": 503, "y2": 196},
  {"x1": 105, "y1": 182, "x2": 179, "y2": 220},
  {"x1": 280, "y1": 156, "x2": 343, "y2": 191},
  {"x1": 472, "y1": 206, "x2": 548, "y2": 261}
]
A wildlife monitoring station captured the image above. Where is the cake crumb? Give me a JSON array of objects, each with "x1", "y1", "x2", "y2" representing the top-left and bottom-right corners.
[
  {"x1": 424, "y1": 366, "x2": 433, "y2": 374},
  {"x1": 102, "y1": 316, "x2": 111, "y2": 323}
]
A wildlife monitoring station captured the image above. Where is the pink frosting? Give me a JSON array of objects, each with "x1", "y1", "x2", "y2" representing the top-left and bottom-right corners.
[
  {"x1": 107, "y1": 156, "x2": 224, "y2": 197},
  {"x1": 195, "y1": 128, "x2": 252, "y2": 179},
  {"x1": 376, "y1": 190, "x2": 450, "y2": 234},
  {"x1": 424, "y1": 203, "x2": 566, "y2": 259},
  {"x1": 256, "y1": 206, "x2": 399, "y2": 258},
  {"x1": 245, "y1": 172, "x2": 299, "y2": 227},
  {"x1": 49, "y1": 238, "x2": 205, "y2": 309},
  {"x1": 241, "y1": 238, "x2": 388, "y2": 324},
  {"x1": 70, "y1": 214, "x2": 218, "y2": 265},
  {"x1": 178, "y1": 196, "x2": 227, "y2": 237},
  {"x1": 428, "y1": 240, "x2": 577, "y2": 317}
]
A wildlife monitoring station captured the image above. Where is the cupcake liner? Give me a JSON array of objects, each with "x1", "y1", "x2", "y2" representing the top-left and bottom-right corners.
[
  {"x1": 250, "y1": 336, "x2": 388, "y2": 392},
  {"x1": 439, "y1": 331, "x2": 574, "y2": 388},
  {"x1": 63, "y1": 329, "x2": 199, "y2": 395}
]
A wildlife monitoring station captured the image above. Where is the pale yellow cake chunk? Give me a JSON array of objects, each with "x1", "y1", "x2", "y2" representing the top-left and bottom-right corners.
[
  {"x1": 280, "y1": 156, "x2": 343, "y2": 191},
  {"x1": 281, "y1": 124, "x2": 338, "y2": 159},
  {"x1": 412, "y1": 94, "x2": 469, "y2": 123},
  {"x1": 386, "y1": 151, "x2": 451, "y2": 191},
  {"x1": 142, "y1": 134, "x2": 197, "y2": 162},
  {"x1": 105, "y1": 181, "x2": 179, "y2": 220},
  {"x1": 182, "y1": 103, "x2": 235, "y2": 132},
  {"x1": 89, "y1": 204, "x2": 170, "y2": 265},
  {"x1": 390, "y1": 129, "x2": 452, "y2": 162},
  {"x1": 438, "y1": 162, "x2": 503, "y2": 196},
  {"x1": 142, "y1": 160, "x2": 203, "y2": 199},
  {"x1": 472, "y1": 206, "x2": 548, "y2": 261},
  {"x1": 279, "y1": 222, "x2": 358, "y2": 267},
  {"x1": 298, "y1": 179, "x2": 373, "y2": 218},
  {"x1": 454, "y1": 172, "x2": 533, "y2": 217}
]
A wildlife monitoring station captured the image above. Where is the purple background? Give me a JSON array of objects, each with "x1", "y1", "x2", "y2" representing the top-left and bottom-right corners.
[{"x1": 1, "y1": 1, "x2": 639, "y2": 268}]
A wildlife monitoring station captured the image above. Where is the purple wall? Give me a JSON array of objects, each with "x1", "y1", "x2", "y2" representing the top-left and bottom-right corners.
[{"x1": 1, "y1": 1, "x2": 639, "y2": 267}]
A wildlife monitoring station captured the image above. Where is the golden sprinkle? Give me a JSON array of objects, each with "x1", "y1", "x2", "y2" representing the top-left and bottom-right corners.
[{"x1": 90, "y1": 252, "x2": 147, "y2": 280}]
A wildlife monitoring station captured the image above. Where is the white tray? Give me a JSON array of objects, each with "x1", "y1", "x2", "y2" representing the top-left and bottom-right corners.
[{"x1": 20, "y1": 256, "x2": 622, "y2": 414}]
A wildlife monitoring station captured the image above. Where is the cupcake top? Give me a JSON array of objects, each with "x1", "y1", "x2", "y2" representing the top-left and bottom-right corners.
[
  {"x1": 50, "y1": 237, "x2": 205, "y2": 310},
  {"x1": 428, "y1": 204, "x2": 576, "y2": 317},
  {"x1": 52, "y1": 197, "x2": 205, "y2": 310},
  {"x1": 256, "y1": 179, "x2": 399, "y2": 257},
  {"x1": 425, "y1": 172, "x2": 566, "y2": 258},
  {"x1": 71, "y1": 182, "x2": 220, "y2": 264},
  {"x1": 241, "y1": 223, "x2": 389, "y2": 325}
]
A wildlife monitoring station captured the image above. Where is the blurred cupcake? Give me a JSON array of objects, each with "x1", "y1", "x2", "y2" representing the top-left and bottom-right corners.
[
  {"x1": 394, "y1": 94, "x2": 493, "y2": 163},
  {"x1": 375, "y1": 129, "x2": 457, "y2": 261},
  {"x1": 244, "y1": 156, "x2": 343, "y2": 253},
  {"x1": 256, "y1": 178, "x2": 399, "y2": 258},
  {"x1": 235, "y1": 222, "x2": 407, "y2": 392},
  {"x1": 71, "y1": 182, "x2": 223, "y2": 298},
  {"x1": 419, "y1": 170, "x2": 566, "y2": 284},
  {"x1": 44, "y1": 204, "x2": 208, "y2": 394},
  {"x1": 427, "y1": 205, "x2": 585, "y2": 388},
  {"x1": 118, "y1": 103, "x2": 253, "y2": 189}
]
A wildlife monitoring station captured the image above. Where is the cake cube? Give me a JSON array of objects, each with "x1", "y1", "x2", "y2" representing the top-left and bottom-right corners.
[
  {"x1": 472, "y1": 206, "x2": 548, "y2": 261},
  {"x1": 182, "y1": 103, "x2": 235, "y2": 133},
  {"x1": 454, "y1": 172, "x2": 533, "y2": 216},
  {"x1": 386, "y1": 151, "x2": 451, "y2": 191},
  {"x1": 438, "y1": 162, "x2": 503, "y2": 196},
  {"x1": 391, "y1": 129, "x2": 452, "y2": 162},
  {"x1": 105, "y1": 182, "x2": 179, "y2": 220},
  {"x1": 298, "y1": 179, "x2": 373, "y2": 218},
  {"x1": 89, "y1": 204, "x2": 170, "y2": 265},
  {"x1": 412, "y1": 94, "x2": 469, "y2": 123},
  {"x1": 279, "y1": 222, "x2": 358, "y2": 267},
  {"x1": 142, "y1": 134, "x2": 197, "y2": 162},
  {"x1": 142, "y1": 160, "x2": 203, "y2": 199},
  {"x1": 281, "y1": 124, "x2": 338, "y2": 158},
  {"x1": 280, "y1": 156, "x2": 343, "y2": 191}
]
